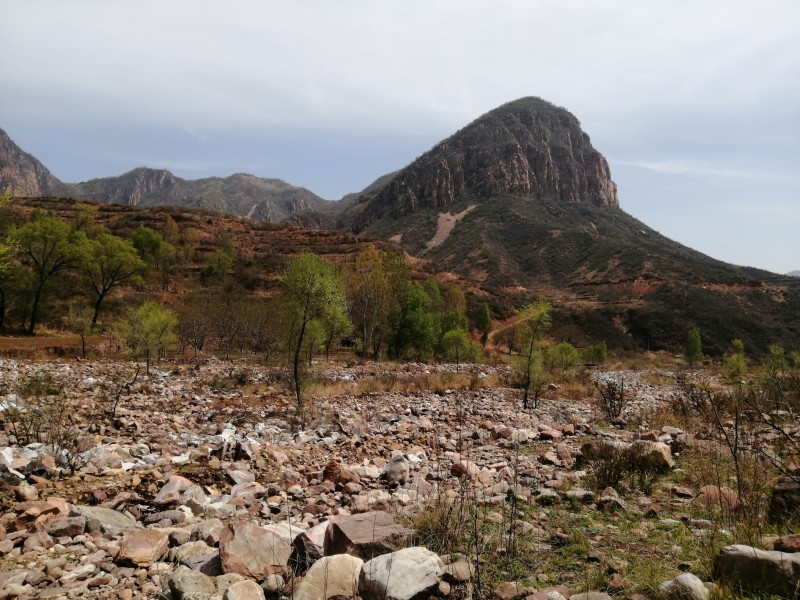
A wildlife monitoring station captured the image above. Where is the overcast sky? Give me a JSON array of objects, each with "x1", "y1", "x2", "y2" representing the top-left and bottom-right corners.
[{"x1": 2, "y1": 1, "x2": 798, "y2": 274}]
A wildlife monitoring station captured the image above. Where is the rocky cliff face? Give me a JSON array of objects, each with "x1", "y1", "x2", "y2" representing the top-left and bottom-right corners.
[
  {"x1": 0, "y1": 128, "x2": 66, "y2": 197},
  {"x1": 348, "y1": 97, "x2": 618, "y2": 231}
]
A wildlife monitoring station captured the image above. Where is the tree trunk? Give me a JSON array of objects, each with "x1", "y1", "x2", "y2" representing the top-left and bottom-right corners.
[
  {"x1": 27, "y1": 282, "x2": 45, "y2": 335},
  {"x1": 91, "y1": 292, "x2": 106, "y2": 328},
  {"x1": 293, "y1": 318, "x2": 308, "y2": 421}
]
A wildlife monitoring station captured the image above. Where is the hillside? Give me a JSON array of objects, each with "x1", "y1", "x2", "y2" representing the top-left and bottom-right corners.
[{"x1": 337, "y1": 97, "x2": 800, "y2": 354}]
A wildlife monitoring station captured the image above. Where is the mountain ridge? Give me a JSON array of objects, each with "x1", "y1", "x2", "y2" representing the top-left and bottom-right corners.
[{"x1": 0, "y1": 127, "x2": 333, "y2": 221}]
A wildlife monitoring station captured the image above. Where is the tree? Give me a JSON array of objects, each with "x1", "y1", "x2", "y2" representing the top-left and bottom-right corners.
[
  {"x1": 282, "y1": 253, "x2": 349, "y2": 420},
  {"x1": 583, "y1": 341, "x2": 608, "y2": 365},
  {"x1": 441, "y1": 328, "x2": 472, "y2": 371},
  {"x1": 10, "y1": 212, "x2": 87, "y2": 334},
  {"x1": 391, "y1": 281, "x2": 441, "y2": 360},
  {"x1": 115, "y1": 301, "x2": 177, "y2": 374},
  {"x1": 514, "y1": 301, "x2": 552, "y2": 409},
  {"x1": 475, "y1": 302, "x2": 493, "y2": 348},
  {"x1": 132, "y1": 225, "x2": 175, "y2": 290},
  {"x1": 346, "y1": 244, "x2": 408, "y2": 359},
  {"x1": 684, "y1": 328, "x2": 703, "y2": 366},
  {"x1": 723, "y1": 338, "x2": 746, "y2": 382},
  {"x1": 547, "y1": 341, "x2": 580, "y2": 375},
  {"x1": 81, "y1": 233, "x2": 145, "y2": 327},
  {"x1": 516, "y1": 348, "x2": 550, "y2": 409},
  {"x1": 67, "y1": 304, "x2": 95, "y2": 359}
]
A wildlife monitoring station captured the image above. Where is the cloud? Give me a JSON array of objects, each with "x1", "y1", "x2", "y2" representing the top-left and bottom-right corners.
[{"x1": 616, "y1": 160, "x2": 776, "y2": 181}]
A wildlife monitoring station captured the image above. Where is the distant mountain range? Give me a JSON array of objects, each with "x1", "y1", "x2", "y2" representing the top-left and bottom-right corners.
[
  {"x1": 0, "y1": 127, "x2": 335, "y2": 222},
  {"x1": 2, "y1": 99, "x2": 798, "y2": 354},
  {"x1": 788, "y1": 270, "x2": 800, "y2": 277}
]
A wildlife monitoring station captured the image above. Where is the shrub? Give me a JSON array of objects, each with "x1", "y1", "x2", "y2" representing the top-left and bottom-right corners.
[{"x1": 595, "y1": 375, "x2": 627, "y2": 421}]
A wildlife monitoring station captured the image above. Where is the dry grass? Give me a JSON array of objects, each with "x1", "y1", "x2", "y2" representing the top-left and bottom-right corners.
[{"x1": 307, "y1": 370, "x2": 504, "y2": 399}]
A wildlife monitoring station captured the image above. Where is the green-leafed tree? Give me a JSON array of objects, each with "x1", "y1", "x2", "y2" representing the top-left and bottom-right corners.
[
  {"x1": 346, "y1": 244, "x2": 407, "y2": 359},
  {"x1": 441, "y1": 328, "x2": 472, "y2": 371},
  {"x1": 583, "y1": 341, "x2": 608, "y2": 365},
  {"x1": 282, "y1": 253, "x2": 349, "y2": 420},
  {"x1": 391, "y1": 281, "x2": 441, "y2": 361},
  {"x1": 684, "y1": 328, "x2": 703, "y2": 366},
  {"x1": 547, "y1": 341, "x2": 580, "y2": 375},
  {"x1": 81, "y1": 233, "x2": 145, "y2": 327},
  {"x1": 723, "y1": 338, "x2": 746, "y2": 382},
  {"x1": 132, "y1": 225, "x2": 176, "y2": 290},
  {"x1": 475, "y1": 302, "x2": 493, "y2": 348},
  {"x1": 115, "y1": 301, "x2": 177, "y2": 374},
  {"x1": 514, "y1": 301, "x2": 552, "y2": 409},
  {"x1": 10, "y1": 212, "x2": 88, "y2": 334}
]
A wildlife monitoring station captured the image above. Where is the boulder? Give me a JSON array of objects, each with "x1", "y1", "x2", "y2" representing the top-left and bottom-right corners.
[
  {"x1": 223, "y1": 579, "x2": 265, "y2": 600},
  {"x1": 628, "y1": 440, "x2": 674, "y2": 470},
  {"x1": 291, "y1": 519, "x2": 330, "y2": 571},
  {"x1": 774, "y1": 533, "x2": 800, "y2": 553},
  {"x1": 117, "y1": 529, "x2": 170, "y2": 566},
  {"x1": 45, "y1": 516, "x2": 86, "y2": 538},
  {"x1": 493, "y1": 580, "x2": 534, "y2": 599},
  {"x1": 219, "y1": 521, "x2": 291, "y2": 580},
  {"x1": 382, "y1": 456, "x2": 409, "y2": 486},
  {"x1": 658, "y1": 572, "x2": 709, "y2": 600},
  {"x1": 324, "y1": 511, "x2": 411, "y2": 560},
  {"x1": 714, "y1": 543, "x2": 800, "y2": 598},
  {"x1": 70, "y1": 505, "x2": 137, "y2": 535},
  {"x1": 359, "y1": 546, "x2": 444, "y2": 600},
  {"x1": 294, "y1": 554, "x2": 363, "y2": 600},
  {"x1": 693, "y1": 485, "x2": 738, "y2": 510},
  {"x1": 167, "y1": 564, "x2": 217, "y2": 599},
  {"x1": 769, "y1": 474, "x2": 800, "y2": 523},
  {"x1": 153, "y1": 474, "x2": 206, "y2": 507}
]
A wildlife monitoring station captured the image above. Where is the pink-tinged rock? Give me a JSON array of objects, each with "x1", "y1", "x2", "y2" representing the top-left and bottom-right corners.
[
  {"x1": 628, "y1": 440, "x2": 674, "y2": 470},
  {"x1": 292, "y1": 519, "x2": 333, "y2": 571},
  {"x1": 555, "y1": 443, "x2": 573, "y2": 467},
  {"x1": 694, "y1": 485, "x2": 739, "y2": 510},
  {"x1": 560, "y1": 424, "x2": 576, "y2": 436},
  {"x1": 324, "y1": 511, "x2": 411, "y2": 560},
  {"x1": 153, "y1": 474, "x2": 206, "y2": 506},
  {"x1": 219, "y1": 521, "x2": 291, "y2": 580},
  {"x1": 45, "y1": 516, "x2": 86, "y2": 538},
  {"x1": 117, "y1": 529, "x2": 170, "y2": 566},
  {"x1": 539, "y1": 430, "x2": 562, "y2": 441},
  {"x1": 774, "y1": 533, "x2": 800, "y2": 553},
  {"x1": 494, "y1": 581, "x2": 535, "y2": 600},
  {"x1": 451, "y1": 461, "x2": 480, "y2": 479},
  {"x1": 23, "y1": 531, "x2": 54, "y2": 552}
]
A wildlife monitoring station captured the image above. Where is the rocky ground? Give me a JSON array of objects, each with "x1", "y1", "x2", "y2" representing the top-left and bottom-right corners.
[{"x1": 0, "y1": 358, "x2": 798, "y2": 599}]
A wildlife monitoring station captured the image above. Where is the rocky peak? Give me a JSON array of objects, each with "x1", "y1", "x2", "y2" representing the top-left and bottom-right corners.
[
  {"x1": 75, "y1": 167, "x2": 180, "y2": 206},
  {"x1": 351, "y1": 97, "x2": 618, "y2": 230},
  {"x1": 0, "y1": 127, "x2": 66, "y2": 197}
]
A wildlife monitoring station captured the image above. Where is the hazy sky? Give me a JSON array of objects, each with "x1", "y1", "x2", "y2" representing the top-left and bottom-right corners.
[{"x1": 2, "y1": 1, "x2": 798, "y2": 274}]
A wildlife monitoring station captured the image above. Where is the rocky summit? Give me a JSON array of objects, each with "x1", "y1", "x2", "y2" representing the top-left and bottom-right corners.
[{"x1": 344, "y1": 97, "x2": 618, "y2": 231}]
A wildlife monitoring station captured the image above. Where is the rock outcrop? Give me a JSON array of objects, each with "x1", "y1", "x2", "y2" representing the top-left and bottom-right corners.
[
  {"x1": 347, "y1": 97, "x2": 618, "y2": 231},
  {"x1": 0, "y1": 127, "x2": 66, "y2": 197}
]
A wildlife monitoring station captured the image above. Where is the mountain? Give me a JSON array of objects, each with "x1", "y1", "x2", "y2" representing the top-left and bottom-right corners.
[
  {"x1": 68, "y1": 168, "x2": 331, "y2": 222},
  {"x1": 0, "y1": 127, "x2": 67, "y2": 197},
  {"x1": 338, "y1": 97, "x2": 800, "y2": 353},
  {"x1": 0, "y1": 128, "x2": 331, "y2": 221},
  {"x1": 788, "y1": 270, "x2": 800, "y2": 278}
]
